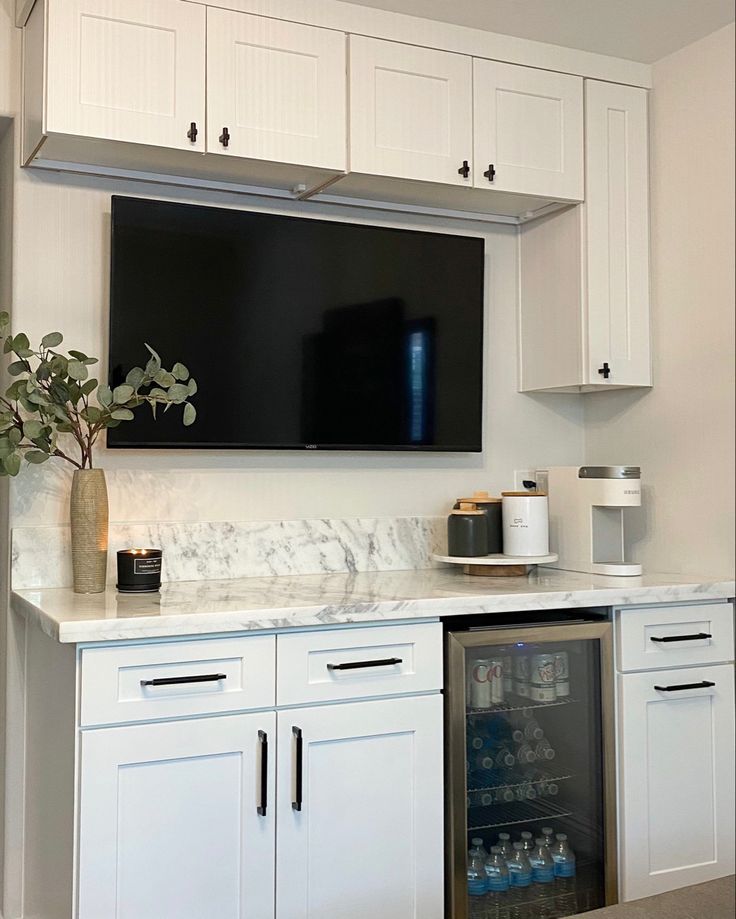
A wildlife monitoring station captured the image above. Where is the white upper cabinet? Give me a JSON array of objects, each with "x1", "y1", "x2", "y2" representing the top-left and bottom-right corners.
[
  {"x1": 45, "y1": 0, "x2": 206, "y2": 151},
  {"x1": 585, "y1": 80, "x2": 651, "y2": 387},
  {"x1": 206, "y1": 9, "x2": 347, "y2": 170},
  {"x1": 349, "y1": 36, "x2": 473, "y2": 186},
  {"x1": 473, "y1": 60, "x2": 584, "y2": 200}
]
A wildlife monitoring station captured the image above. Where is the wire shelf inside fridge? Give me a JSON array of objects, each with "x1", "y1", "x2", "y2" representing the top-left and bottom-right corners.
[
  {"x1": 467, "y1": 696, "x2": 580, "y2": 717},
  {"x1": 467, "y1": 798, "x2": 573, "y2": 832},
  {"x1": 467, "y1": 768, "x2": 574, "y2": 795}
]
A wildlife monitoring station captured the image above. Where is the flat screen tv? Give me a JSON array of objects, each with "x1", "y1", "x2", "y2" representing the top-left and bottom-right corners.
[{"x1": 108, "y1": 196, "x2": 485, "y2": 451}]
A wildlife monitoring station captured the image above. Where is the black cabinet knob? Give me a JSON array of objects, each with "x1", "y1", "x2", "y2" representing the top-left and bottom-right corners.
[
  {"x1": 187, "y1": 122, "x2": 198, "y2": 143},
  {"x1": 598, "y1": 362, "x2": 611, "y2": 379},
  {"x1": 483, "y1": 164, "x2": 496, "y2": 182},
  {"x1": 219, "y1": 127, "x2": 231, "y2": 148},
  {"x1": 458, "y1": 160, "x2": 470, "y2": 179}
]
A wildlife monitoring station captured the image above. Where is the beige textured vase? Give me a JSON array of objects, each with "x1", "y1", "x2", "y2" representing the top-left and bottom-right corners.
[{"x1": 70, "y1": 468, "x2": 109, "y2": 594}]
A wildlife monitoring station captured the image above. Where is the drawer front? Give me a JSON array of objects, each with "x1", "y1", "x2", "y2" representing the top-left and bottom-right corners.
[
  {"x1": 277, "y1": 622, "x2": 443, "y2": 706},
  {"x1": 616, "y1": 601, "x2": 734, "y2": 672},
  {"x1": 80, "y1": 635, "x2": 276, "y2": 726}
]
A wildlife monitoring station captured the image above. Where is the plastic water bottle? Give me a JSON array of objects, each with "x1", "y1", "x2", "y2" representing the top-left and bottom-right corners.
[
  {"x1": 535, "y1": 739, "x2": 556, "y2": 761},
  {"x1": 528, "y1": 838, "x2": 555, "y2": 884},
  {"x1": 520, "y1": 830, "x2": 535, "y2": 852},
  {"x1": 507, "y1": 842, "x2": 533, "y2": 888},
  {"x1": 467, "y1": 840, "x2": 488, "y2": 896},
  {"x1": 516, "y1": 742, "x2": 537, "y2": 764},
  {"x1": 540, "y1": 827, "x2": 555, "y2": 847},
  {"x1": 551, "y1": 833, "x2": 576, "y2": 879},
  {"x1": 497, "y1": 832, "x2": 514, "y2": 860},
  {"x1": 484, "y1": 846, "x2": 510, "y2": 892}
]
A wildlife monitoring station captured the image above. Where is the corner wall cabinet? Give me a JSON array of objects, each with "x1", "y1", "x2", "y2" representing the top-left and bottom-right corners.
[
  {"x1": 21, "y1": 621, "x2": 445, "y2": 919},
  {"x1": 518, "y1": 81, "x2": 651, "y2": 392},
  {"x1": 615, "y1": 601, "x2": 736, "y2": 900}
]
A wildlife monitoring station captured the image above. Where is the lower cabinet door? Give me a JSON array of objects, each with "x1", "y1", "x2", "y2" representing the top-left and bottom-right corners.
[
  {"x1": 618, "y1": 664, "x2": 735, "y2": 900},
  {"x1": 276, "y1": 695, "x2": 444, "y2": 919},
  {"x1": 78, "y1": 712, "x2": 276, "y2": 919}
]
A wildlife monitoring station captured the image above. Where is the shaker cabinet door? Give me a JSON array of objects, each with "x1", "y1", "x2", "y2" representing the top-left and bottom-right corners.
[
  {"x1": 276, "y1": 695, "x2": 444, "y2": 919},
  {"x1": 206, "y1": 9, "x2": 347, "y2": 170},
  {"x1": 349, "y1": 35, "x2": 473, "y2": 186},
  {"x1": 46, "y1": 0, "x2": 206, "y2": 151},
  {"x1": 77, "y1": 713, "x2": 276, "y2": 919},
  {"x1": 618, "y1": 665, "x2": 735, "y2": 900},
  {"x1": 473, "y1": 59, "x2": 583, "y2": 200},
  {"x1": 585, "y1": 80, "x2": 651, "y2": 387}
]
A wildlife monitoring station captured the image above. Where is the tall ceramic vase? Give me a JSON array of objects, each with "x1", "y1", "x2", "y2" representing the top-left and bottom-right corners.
[{"x1": 70, "y1": 468, "x2": 109, "y2": 594}]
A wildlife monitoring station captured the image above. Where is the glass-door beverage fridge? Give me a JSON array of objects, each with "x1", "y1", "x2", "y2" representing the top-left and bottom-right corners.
[{"x1": 445, "y1": 614, "x2": 616, "y2": 919}]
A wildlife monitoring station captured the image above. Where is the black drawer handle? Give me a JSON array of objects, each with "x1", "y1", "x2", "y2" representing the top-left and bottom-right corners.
[
  {"x1": 140, "y1": 673, "x2": 226, "y2": 687},
  {"x1": 292, "y1": 726, "x2": 303, "y2": 811},
  {"x1": 654, "y1": 681, "x2": 716, "y2": 692},
  {"x1": 327, "y1": 657, "x2": 403, "y2": 671},
  {"x1": 650, "y1": 633, "x2": 712, "y2": 643},
  {"x1": 257, "y1": 730, "x2": 268, "y2": 817}
]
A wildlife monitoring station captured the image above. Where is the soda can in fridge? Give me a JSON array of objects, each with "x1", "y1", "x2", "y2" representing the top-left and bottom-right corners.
[
  {"x1": 513, "y1": 654, "x2": 530, "y2": 697},
  {"x1": 529, "y1": 653, "x2": 557, "y2": 702},
  {"x1": 470, "y1": 659, "x2": 493, "y2": 708},
  {"x1": 489, "y1": 659, "x2": 505, "y2": 704},
  {"x1": 554, "y1": 651, "x2": 570, "y2": 697},
  {"x1": 501, "y1": 654, "x2": 513, "y2": 692}
]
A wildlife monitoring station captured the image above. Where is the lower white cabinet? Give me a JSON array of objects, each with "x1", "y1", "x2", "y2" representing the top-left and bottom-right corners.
[
  {"x1": 617, "y1": 664, "x2": 735, "y2": 900},
  {"x1": 77, "y1": 712, "x2": 277, "y2": 919},
  {"x1": 276, "y1": 695, "x2": 444, "y2": 919}
]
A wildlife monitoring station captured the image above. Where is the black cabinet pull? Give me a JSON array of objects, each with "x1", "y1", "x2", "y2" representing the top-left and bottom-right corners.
[
  {"x1": 187, "y1": 121, "x2": 198, "y2": 143},
  {"x1": 257, "y1": 730, "x2": 268, "y2": 817},
  {"x1": 327, "y1": 657, "x2": 403, "y2": 671},
  {"x1": 219, "y1": 127, "x2": 231, "y2": 148},
  {"x1": 654, "y1": 680, "x2": 716, "y2": 692},
  {"x1": 650, "y1": 633, "x2": 712, "y2": 643},
  {"x1": 140, "y1": 673, "x2": 226, "y2": 687},
  {"x1": 483, "y1": 164, "x2": 496, "y2": 182},
  {"x1": 292, "y1": 727, "x2": 303, "y2": 811},
  {"x1": 458, "y1": 160, "x2": 470, "y2": 178},
  {"x1": 598, "y1": 362, "x2": 611, "y2": 379}
]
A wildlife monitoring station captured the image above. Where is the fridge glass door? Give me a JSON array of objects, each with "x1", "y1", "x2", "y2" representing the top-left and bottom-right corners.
[{"x1": 447, "y1": 623, "x2": 615, "y2": 919}]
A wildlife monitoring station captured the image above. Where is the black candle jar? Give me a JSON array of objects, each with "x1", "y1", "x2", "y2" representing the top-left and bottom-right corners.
[{"x1": 117, "y1": 548, "x2": 163, "y2": 593}]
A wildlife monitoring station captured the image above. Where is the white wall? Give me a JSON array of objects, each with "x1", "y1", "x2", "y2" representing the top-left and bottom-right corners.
[
  {"x1": 585, "y1": 22, "x2": 736, "y2": 576},
  {"x1": 8, "y1": 167, "x2": 586, "y2": 527}
]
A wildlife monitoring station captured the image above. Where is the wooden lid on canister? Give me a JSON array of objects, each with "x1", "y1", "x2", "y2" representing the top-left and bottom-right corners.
[
  {"x1": 457, "y1": 491, "x2": 502, "y2": 504},
  {"x1": 450, "y1": 502, "x2": 485, "y2": 515}
]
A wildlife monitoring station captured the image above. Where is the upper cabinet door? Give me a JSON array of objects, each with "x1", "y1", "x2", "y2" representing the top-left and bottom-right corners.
[
  {"x1": 473, "y1": 60, "x2": 584, "y2": 199},
  {"x1": 585, "y1": 80, "x2": 651, "y2": 387},
  {"x1": 207, "y1": 10, "x2": 346, "y2": 170},
  {"x1": 46, "y1": 0, "x2": 205, "y2": 151},
  {"x1": 349, "y1": 36, "x2": 473, "y2": 186}
]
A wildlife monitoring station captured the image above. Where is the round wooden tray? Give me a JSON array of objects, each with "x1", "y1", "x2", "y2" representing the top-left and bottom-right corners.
[{"x1": 432, "y1": 552, "x2": 558, "y2": 577}]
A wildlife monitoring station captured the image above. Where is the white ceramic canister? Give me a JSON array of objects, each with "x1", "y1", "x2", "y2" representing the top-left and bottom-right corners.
[{"x1": 501, "y1": 492, "x2": 549, "y2": 557}]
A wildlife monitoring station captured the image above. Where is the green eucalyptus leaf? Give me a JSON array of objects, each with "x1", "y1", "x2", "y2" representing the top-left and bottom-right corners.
[
  {"x1": 111, "y1": 408, "x2": 134, "y2": 421},
  {"x1": 187, "y1": 378, "x2": 198, "y2": 396},
  {"x1": 18, "y1": 396, "x2": 35, "y2": 413},
  {"x1": 8, "y1": 427, "x2": 21, "y2": 445},
  {"x1": 113, "y1": 384, "x2": 134, "y2": 404},
  {"x1": 68, "y1": 350, "x2": 88, "y2": 362},
  {"x1": 3, "y1": 453, "x2": 21, "y2": 476},
  {"x1": 26, "y1": 390, "x2": 49, "y2": 405},
  {"x1": 167, "y1": 383, "x2": 189, "y2": 404},
  {"x1": 25, "y1": 450, "x2": 50, "y2": 464},
  {"x1": 97, "y1": 384, "x2": 113, "y2": 407},
  {"x1": 56, "y1": 422, "x2": 74, "y2": 433},
  {"x1": 125, "y1": 367, "x2": 145, "y2": 388},
  {"x1": 67, "y1": 360, "x2": 88, "y2": 381},
  {"x1": 148, "y1": 387, "x2": 169, "y2": 401},
  {"x1": 0, "y1": 311, "x2": 9, "y2": 331},
  {"x1": 49, "y1": 381, "x2": 71, "y2": 404},
  {"x1": 50, "y1": 355, "x2": 68, "y2": 376},
  {"x1": 105, "y1": 418, "x2": 121, "y2": 428},
  {"x1": 154, "y1": 370, "x2": 175, "y2": 388},
  {"x1": 68, "y1": 383, "x2": 82, "y2": 404},
  {"x1": 3, "y1": 339, "x2": 13, "y2": 354},
  {"x1": 12, "y1": 333, "x2": 30, "y2": 352},
  {"x1": 81, "y1": 378, "x2": 98, "y2": 396},
  {"x1": 183, "y1": 402, "x2": 196, "y2": 426},
  {"x1": 172, "y1": 362, "x2": 189, "y2": 382},
  {"x1": 41, "y1": 331, "x2": 64, "y2": 348},
  {"x1": 22, "y1": 420, "x2": 43, "y2": 439},
  {"x1": 7, "y1": 360, "x2": 29, "y2": 376},
  {"x1": 6, "y1": 380, "x2": 25, "y2": 400},
  {"x1": 83, "y1": 406, "x2": 102, "y2": 424},
  {"x1": 0, "y1": 438, "x2": 12, "y2": 458}
]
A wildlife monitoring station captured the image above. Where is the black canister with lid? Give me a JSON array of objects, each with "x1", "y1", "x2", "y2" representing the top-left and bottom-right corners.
[
  {"x1": 454, "y1": 491, "x2": 503, "y2": 553},
  {"x1": 447, "y1": 502, "x2": 489, "y2": 557}
]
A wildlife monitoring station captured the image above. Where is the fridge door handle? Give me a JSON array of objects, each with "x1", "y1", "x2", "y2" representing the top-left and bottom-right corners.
[
  {"x1": 654, "y1": 680, "x2": 716, "y2": 692},
  {"x1": 292, "y1": 726, "x2": 303, "y2": 811},
  {"x1": 650, "y1": 633, "x2": 712, "y2": 642}
]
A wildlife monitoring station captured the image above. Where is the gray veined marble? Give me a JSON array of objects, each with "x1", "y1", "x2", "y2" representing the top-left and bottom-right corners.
[
  {"x1": 11, "y1": 516, "x2": 448, "y2": 590},
  {"x1": 11, "y1": 567, "x2": 735, "y2": 644}
]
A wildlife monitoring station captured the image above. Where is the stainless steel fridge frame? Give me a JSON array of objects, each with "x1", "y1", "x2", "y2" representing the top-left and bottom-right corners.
[{"x1": 445, "y1": 621, "x2": 617, "y2": 919}]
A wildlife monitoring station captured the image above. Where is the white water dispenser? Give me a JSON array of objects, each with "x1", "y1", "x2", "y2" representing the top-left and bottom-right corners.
[{"x1": 538, "y1": 466, "x2": 642, "y2": 576}]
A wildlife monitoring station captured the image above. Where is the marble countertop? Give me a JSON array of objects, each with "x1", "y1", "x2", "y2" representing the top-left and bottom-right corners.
[{"x1": 12, "y1": 567, "x2": 735, "y2": 644}]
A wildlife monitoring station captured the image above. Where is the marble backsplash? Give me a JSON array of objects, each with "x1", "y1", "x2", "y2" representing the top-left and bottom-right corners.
[{"x1": 11, "y1": 516, "x2": 448, "y2": 590}]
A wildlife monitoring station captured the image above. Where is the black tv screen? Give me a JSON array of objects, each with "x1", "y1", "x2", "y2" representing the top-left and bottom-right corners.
[{"x1": 108, "y1": 197, "x2": 485, "y2": 451}]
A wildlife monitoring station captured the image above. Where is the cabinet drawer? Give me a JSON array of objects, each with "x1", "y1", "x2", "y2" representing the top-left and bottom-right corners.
[
  {"x1": 277, "y1": 623, "x2": 442, "y2": 706},
  {"x1": 616, "y1": 601, "x2": 734, "y2": 672},
  {"x1": 80, "y1": 635, "x2": 275, "y2": 726}
]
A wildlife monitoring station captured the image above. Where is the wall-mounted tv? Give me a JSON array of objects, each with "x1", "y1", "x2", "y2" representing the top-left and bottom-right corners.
[{"x1": 108, "y1": 196, "x2": 485, "y2": 451}]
